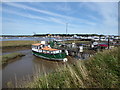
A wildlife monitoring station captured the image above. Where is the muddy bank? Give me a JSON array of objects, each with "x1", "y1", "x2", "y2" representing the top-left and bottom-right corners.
[
  {"x1": 2, "y1": 45, "x2": 31, "y2": 52},
  {"x1": 1, "y1": 53, "x2": 25, "y2": 65},
  {"x1": 2, "y1": 49, "x2": 67, "y2": 88},
  {"x1": 1, "y1": 40, "x2": 38, "y2": 52}
]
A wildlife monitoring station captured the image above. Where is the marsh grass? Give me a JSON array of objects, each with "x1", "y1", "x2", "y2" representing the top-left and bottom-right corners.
[
  {"x1": 84, "y1": 47, "x2": 119, "y2": 88},
  {"x1": 0, "y1": 53, "x2": 25, "y2": 65},
  {"x1": 1, "y1": 40, "x2": 39, "y2": 52},
  {"x1": 15, "y1": 47, "x2": 119, "y2": 88},
  {"x1": 1, "y1": 40, "x2": 38, "y2": 47}
]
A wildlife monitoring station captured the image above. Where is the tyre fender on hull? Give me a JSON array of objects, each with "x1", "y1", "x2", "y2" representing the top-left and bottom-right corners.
[{"x1": 63, "y1": 58, "x2": 68, "y2": 62}]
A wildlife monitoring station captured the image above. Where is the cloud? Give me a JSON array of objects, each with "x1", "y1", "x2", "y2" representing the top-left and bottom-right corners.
[
  {"x1": 4, "y1": 2, "x2": 97, "y2": 26},
  {"x1": 3, "y1": 3, "x2": 69, "y2": 25},
  {"x1": 1, "y1": 0, "x2": 119, "y2": 2},
  {"x1": 3, "y1": 9, "x2": 51, "y2": 21},
  {"x1": 4, "y1": 3, "x2": 67, "y2": 18},
  {"x1": 80, "y1": 2, "x2": 118, "y2": 27},
  {"x1": 55, "y1": 2, "x2": 72, "y2": 12},
  {"x1": 2, "y1": 2, "x2": 118, "y2": 35},
  {"x1": 3, "y1": 8, "x2": 68, "y2": 25},
  {"x1": 48, "y1": 17, "x2": 65, "y2": 24},
  {"x1": 96, "y1": 3, "x2": 118, "y2": 26}
]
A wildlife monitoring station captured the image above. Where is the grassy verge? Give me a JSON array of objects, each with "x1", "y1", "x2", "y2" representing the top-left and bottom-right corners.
[
  {"x1": 0, "y1": 53, "x2": 25, "y2": 65},
  {"x1": 1, "y1": 40, "x2": 38, "y2": 47},
  {"x1": 1, "y1": 40, "x2": 39, "y2": 52},
  {"x1": 84, "y1": 47, "x2": 119, "y2": 88},
  {"x1": 1, "y1": 40, "x2": 89, "y2": 48},
  {"x1": 17, "y1": 47, "x2": 119, "y2": 88}
]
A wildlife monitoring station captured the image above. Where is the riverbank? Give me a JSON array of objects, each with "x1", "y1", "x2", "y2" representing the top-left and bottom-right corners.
[
  {"x1": 1, "y1": 40, "x2": 38, "y2": 52},
  {"x1": 1, "y1": 40, "x2": 90, "y2": 52},
  {"x1": 0, "y1": 53, "x2": 25, "y2": 65},
  {"x1": 15, "y1": 47, "x2": 119, "y2": 88}
]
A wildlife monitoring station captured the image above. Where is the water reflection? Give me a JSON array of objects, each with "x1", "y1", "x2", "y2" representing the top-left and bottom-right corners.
[
  {"x1": 2, "y1": 49, "x2": 65, "y2": 88},
  {"x1": 2, "y1": 48, "x2": 92, "y2": 88}
]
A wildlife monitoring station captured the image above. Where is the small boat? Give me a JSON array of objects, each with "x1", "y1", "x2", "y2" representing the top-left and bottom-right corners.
[{"x1": 32, "y1": 41, "x2": 68, "y2": 62}]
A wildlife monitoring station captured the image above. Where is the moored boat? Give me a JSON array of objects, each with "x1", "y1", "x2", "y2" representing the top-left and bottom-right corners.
[{"x1": 32, "y1": 41, "x2": 68, "y2": 62}]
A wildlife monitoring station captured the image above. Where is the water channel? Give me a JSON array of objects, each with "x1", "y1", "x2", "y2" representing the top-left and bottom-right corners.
[
  {"x1": 1, "y1": 37, "x2": 92, "y2": 88},
  {"x1": 2, "y1": 49, "x2": 76, "y2": 88}
]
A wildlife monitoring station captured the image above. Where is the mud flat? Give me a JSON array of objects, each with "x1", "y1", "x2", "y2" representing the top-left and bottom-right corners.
[
  {"x1": 0, "y1": 53, "x2": 25, "y2": 65},
  {"x1": 1, "y1": 40, "x2": 38, "y2": 52}
]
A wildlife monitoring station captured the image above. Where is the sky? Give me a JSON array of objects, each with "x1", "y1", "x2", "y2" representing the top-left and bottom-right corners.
[{"x1": 1, "y1": 2, "x2": 118, "y2": 35}]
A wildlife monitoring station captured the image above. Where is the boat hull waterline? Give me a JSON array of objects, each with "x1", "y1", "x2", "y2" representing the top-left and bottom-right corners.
[{"x1": 32, "y1": 51, "x2": 68, "y2": 62}]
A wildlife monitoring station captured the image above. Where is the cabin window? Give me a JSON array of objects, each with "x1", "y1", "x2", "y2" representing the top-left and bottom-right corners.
[
  {"x1": 62, "y1": 50, "x2": 65, "y2": 52},
  {"x1": 47, "y1": 51, "x2": 49, "y2": 53},
  {"x1": 59, "y1": 50, "x2": 62, "y2": 53},
  {"x1": 43, "y1": 45, "x2": 45, "y2": 48},
  {"x1": 56, "y1": 50, "x2": 59, "y2": 53},
  {"x1": 34, "y1": 46, "x2": 36, "y2": 49},
  {"x1": 53, "y1": 51, "x2": 56, "y2": 54},
  {"x1": 52, "y1": 51, "x2": 55, "y2": 54},
  {"x1": 39, "y1": 50, "x2": 42, "y2": 52},
  {"x1": 35, "y1": 46, "x2": 37, "y2": 49},
  {"x1": 37, "y1": 46, "x2": 39, "y2": 49},
  {"x1": 40, "y1": 45, "x2": 43, "y2": 48},
  {"x1": 43, "y1": 50, "x2": 46, "y2": 53}
]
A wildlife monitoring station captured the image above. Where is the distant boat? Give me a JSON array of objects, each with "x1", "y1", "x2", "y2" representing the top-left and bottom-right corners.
[
  {"x1": 32, "y1": 41, "x2": 68, "y2": 62},
  {"x1": 98, "y1": 43, "x2": 108, "y2": 47},
  {"x1": 54, "y1": 39, "x2": 63, "y2": 42}
]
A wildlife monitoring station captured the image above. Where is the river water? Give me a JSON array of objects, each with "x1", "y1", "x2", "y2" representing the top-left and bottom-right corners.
[
  {"x1": 2, "y1": 49, "x2": 92, "y2": 88},
  {"x1": 1, "y1": 37, "x2": 67, "y2": 88},
  {"x1": 1, "y1": 37, "x2": 91, "y2": 88},
  {"x1": 2, "y1": 49, "x2": 75, "y2": 88},
  {"x1": 1, "y1": 37, "x2": 55, "y2": 41},
  {"x1": 0, "y1": 37, "x2": 70, "y2": 41}
]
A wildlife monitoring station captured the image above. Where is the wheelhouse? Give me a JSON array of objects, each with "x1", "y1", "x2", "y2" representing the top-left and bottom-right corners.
[{"x1": 32, "y1": 43, "x2": 62, "y2": 54}]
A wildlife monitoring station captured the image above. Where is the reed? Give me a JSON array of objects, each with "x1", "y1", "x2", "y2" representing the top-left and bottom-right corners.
[
  {"x1": 0, "y1": 53, "x2": 25, "y2": 65},
  {"x1": 15, "y1": 47, "x2": 119, "y2": 88}
]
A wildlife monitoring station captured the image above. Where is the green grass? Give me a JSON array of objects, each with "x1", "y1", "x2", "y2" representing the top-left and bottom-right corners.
[
  {"x1": 0, "y1": 53, "x2": 25, "y2": 65},
  {"x1": 84, "y1": 47, "x2": 119, "y2": 88},
  {"x1": 1, "y1": 40, "x2": 89, "y2": 48},
  {"x1": 17, "y1": 47, "x2": 119, "y2": 88},
  {"x1": 1, "y1": 40, "x2": 39, "y2": 47}
]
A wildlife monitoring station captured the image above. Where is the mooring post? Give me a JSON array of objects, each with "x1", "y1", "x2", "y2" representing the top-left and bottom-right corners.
[{"x1": 108, "y1": 36, "x2": 110, "y2": 49}]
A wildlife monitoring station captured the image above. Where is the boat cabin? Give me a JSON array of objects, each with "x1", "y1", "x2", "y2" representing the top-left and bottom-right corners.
[
  {"x1": 42, "y1": 46, "x2": 62, "y2": 54},
  {"x1": 32, "y1": 43, "x2": 62, "y2": 54},
  {"x1": 32, "y1": 43, "x2": 44, "y2": 49}
]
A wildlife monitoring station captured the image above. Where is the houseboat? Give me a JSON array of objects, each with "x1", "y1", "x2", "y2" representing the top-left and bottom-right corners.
[{"x1": 32, "y1": 41, "x2": 68, "y2": 62}]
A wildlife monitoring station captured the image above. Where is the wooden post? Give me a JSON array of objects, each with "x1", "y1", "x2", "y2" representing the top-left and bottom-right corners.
[{"x1": 108, "y1": 36, "x2": 110, "y2": 49}]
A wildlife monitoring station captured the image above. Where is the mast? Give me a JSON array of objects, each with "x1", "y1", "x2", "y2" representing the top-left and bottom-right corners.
[{"x1": 66, "y1": 23, "x2": 68, "y2": 35}]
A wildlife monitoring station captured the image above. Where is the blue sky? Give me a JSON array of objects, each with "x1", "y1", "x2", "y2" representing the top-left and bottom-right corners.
[{"x1": 1, "y1": 2, "x2": 118, "y2": 35}]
